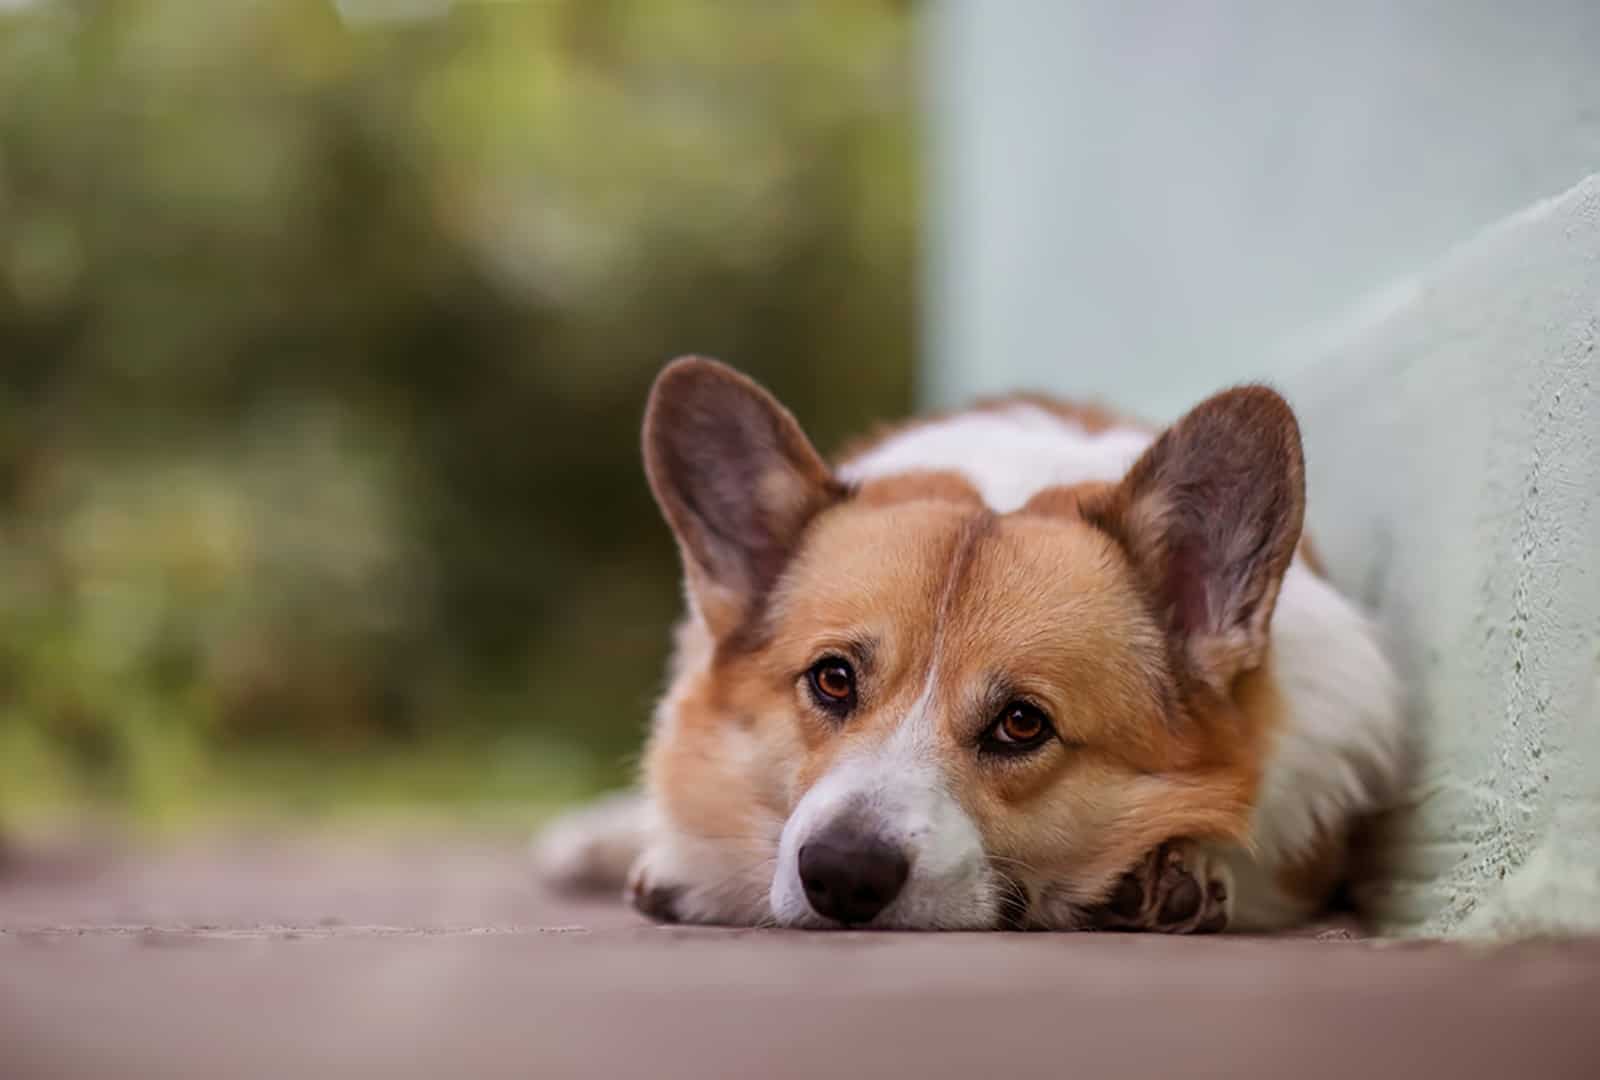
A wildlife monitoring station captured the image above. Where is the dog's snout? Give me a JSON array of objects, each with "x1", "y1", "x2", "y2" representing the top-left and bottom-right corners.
[{"x1": 797, "y1": 831, "x2": 910, "y2": 925}]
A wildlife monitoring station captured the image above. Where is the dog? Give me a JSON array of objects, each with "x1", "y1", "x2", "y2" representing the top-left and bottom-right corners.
[{"x1": 534, "y1": 357, "x2": 1406, "y2": 932}]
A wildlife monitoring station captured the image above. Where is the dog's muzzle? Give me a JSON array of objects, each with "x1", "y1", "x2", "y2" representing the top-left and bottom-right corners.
[{"x1": 770, "y1": 753, "x2": 997, "y2": 929}]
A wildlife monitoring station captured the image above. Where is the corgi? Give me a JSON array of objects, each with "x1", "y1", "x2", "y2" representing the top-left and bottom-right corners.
[{"x1": 534, "y1": 357, "x2": 1407, "y2": 932}]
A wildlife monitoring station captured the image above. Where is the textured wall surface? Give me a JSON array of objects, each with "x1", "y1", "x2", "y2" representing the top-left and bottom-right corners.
[
  {"x1": 928, "y1": 3, "x2": 1600, "y2": 934},
  {"x1": 1289, "y1": 177, "x2": 1599, "y2": 936}
]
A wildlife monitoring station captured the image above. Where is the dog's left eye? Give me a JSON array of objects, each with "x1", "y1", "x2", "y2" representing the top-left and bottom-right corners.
[
  {"x1": 981, "y1": 702, "x2": 1055, "y2": 755},
  {"x1": 807, "y1": 657, "x2": 857, "y2": 712}
]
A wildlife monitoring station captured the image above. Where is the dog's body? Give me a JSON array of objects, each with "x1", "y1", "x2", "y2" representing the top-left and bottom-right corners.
[{"x1": 536, "y1": 359, "x2": 1407, "y2": 932}]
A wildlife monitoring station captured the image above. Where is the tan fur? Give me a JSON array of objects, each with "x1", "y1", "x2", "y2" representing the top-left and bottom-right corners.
[
  {"x1": 927, "y1": 511, "x2": 1271, "y2": 905},
  {"x1": 1018, "y1": 481, "x2": 1116, "y2": 521},
  {"x1": 851, "y1": 470, "x2": 985, "y2": 509}
]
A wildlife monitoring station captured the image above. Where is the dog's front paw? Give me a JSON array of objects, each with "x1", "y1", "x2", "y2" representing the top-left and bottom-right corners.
[
  {"x1": 625, "y1": 857, "x2": 686, "y2": 925},
  {"x1": 532, "y1": 791, "x2": 649, "y2": 894},
  {"x1": 624, "y1": 841, "x2": 777, "y2": 928},
  {"x1": 1092, "y1": 840, "x2": 1232, "y2": 934}
]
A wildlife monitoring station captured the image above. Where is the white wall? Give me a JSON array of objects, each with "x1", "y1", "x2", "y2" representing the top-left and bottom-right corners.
[{"x1": 926, "y1": 1, "x2": 1600, "y2": 935}]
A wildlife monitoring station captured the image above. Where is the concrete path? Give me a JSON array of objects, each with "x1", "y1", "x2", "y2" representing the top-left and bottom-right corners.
[{"x1": 3, "y1": 836, "x2": 1598, "y2": 1079}]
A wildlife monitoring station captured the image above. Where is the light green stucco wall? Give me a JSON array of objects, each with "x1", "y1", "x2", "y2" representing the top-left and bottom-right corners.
[
  {"x1": 927, "y1": 3, "x2": 1600, "y2": 934},
  {"x1": 1289, "y1": 178, "x2": 1600, "y2": 936}
]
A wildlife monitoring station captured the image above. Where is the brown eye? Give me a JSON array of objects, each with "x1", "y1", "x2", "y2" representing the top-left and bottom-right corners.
[
  {"x1": 807, "y1": 657, "x2": 857, "y2": 711},
  {"x1": 983, "y1": 702, "x2": 1054, "y2": 755}
]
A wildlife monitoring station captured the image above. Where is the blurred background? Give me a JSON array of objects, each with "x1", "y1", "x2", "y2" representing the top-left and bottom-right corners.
[
  {"x1": 5, "y1": 0, "x2": 1598, "y2": 851},
  {"x1": 0, "y1": 0, "x2": 917, "y2": 833}
]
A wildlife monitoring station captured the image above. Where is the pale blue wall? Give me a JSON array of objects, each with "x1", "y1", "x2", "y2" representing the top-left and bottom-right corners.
[{"x1": 925, "y1": 0, "x2": 1600, "y2": 416}]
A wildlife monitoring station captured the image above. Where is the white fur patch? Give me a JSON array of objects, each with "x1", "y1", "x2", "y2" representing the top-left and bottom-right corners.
[
  {"x1": 840, "y1": 405, "x2": 1152, "y2": 511},
  {"x1": 1251, "y1": 562, "x2": 1408, "y2": 863}
]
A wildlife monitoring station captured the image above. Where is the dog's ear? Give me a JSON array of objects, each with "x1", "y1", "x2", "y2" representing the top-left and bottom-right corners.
[
  {"x1": 1085, "y1": 386, "x2": 1305, "y2": 694},
  {"x1": 643, "y1": 357, "x2": 841, "y2": 639}
]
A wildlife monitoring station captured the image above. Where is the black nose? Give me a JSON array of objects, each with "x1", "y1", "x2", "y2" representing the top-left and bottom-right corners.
[{"x1": 798, "y1": 832, "x2": 910, "y2": 925}]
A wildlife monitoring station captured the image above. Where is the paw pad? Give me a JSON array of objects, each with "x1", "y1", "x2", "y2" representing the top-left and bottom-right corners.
[{"x1": 1087, "y1": 840, "x2": 1232, "y2": 935}]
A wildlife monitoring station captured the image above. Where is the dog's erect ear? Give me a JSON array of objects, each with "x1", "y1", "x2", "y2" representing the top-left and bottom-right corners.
[
  {"x1": 643, "y1": 357, "x2": 841, "y2": 639},
  {"x1": 1086, "y1": 386, "x2": 1305, "y2": 694}
]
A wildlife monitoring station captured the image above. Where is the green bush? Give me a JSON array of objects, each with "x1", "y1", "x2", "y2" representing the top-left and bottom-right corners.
[{"x1": 0, "y1": 0, "x2": 915, "y2": 824}]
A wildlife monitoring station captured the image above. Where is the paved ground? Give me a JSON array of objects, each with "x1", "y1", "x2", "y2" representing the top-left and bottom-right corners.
[{"x1": 3, "y1": 834, "x2": 1599, "y2": 1079}]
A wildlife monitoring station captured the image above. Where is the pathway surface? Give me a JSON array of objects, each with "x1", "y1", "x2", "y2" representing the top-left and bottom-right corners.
[{"x1": 3, "y1": 835, "x2": 1598, "y2": 1079}]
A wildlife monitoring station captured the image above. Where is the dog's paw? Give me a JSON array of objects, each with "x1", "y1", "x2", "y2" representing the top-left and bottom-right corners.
[
  {"x1": 625, "y1": 857, "x2": 687, "y2": 925},
  {"x1": 1092, "y1": 840, "x2": 1232, "y2": 934},
  {"x1": 531, "y1": 791, "x2": 650, "y2": 895},
  {"x1": 623, "y1": 839, "x2": 778, "y2": 928}
]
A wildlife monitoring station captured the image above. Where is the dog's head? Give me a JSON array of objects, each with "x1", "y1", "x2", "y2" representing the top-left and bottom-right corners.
[{"x1": 642, "y1": 357, "x2": 1304, "y2": 928}]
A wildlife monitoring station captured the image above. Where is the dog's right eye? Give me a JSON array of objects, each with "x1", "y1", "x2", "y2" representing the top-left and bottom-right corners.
[
  {"x1": 979, "y1": 701, "x2": 1056, "y2": 757},
  {"x1": 807, "y1": 657, "x2": 857, "y2": 712}
]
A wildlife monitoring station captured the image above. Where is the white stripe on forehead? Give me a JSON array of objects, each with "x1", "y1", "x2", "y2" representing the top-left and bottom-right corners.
[
  {"x1": 886, "y1": 509, "x2": 990, "y2": 760},
  {"x1": 839, "y1": 404, "x2": 1153, "y2": 514},
  {"x1": 884, "y1": 660, "x2": 942, "y2": 760}
]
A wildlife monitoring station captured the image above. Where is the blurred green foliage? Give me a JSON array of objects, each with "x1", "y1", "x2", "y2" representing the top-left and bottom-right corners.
[{"x1": 0, "y1": 0, "x2": 915, "y2": 825}]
